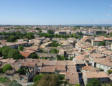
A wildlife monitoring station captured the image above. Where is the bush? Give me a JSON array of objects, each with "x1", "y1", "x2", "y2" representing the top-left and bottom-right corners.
[
  {"x1": 0, "y1": 77, "x2": 9, "y2": 83},
  {"x1": 57, "y1": 55, "x2": 65, "y2": 60},
  {"x1": 7, "y1": 35, "x2": 18, "y2": 42},
  {"x1": 49, "y1": 48, "x2": 59, "y2": 54},
  {"x1": 58, "y1": 74, "x2": 65, "y2": 80},
  {"x1": 2, "y1": 64, "x2": 12, "y2": 73},
  {"x1": 9, "y1": 80, "x2": 22, "y2": 86},
  {"x1": 33, "y1": 74, "x2": 59, "y2": 86},
  {"x1": 48, "y1": 41, "x2": 60, "y2": 47},
  {"x1": 98, "y1": 41, "x2": 105, "y2": 46},
  {"x1": 108, "y1": 70, "x2": 112, "y2": 74},
  {"x1": 17, "y1": 67, "x2": 27, "y2": 75},
  {"x1": 33, "y1": 74, "x2": 43, "y2": 82},
  {"x1": 29, "y1": 53, "x2": 39, "y2": 59},
  {"x1": 47, "y1": 30, "x2": 54, "y2": 34},
  {"x1": 86, "y1": 79, "x2": 101, "y2": 86},
  {"x1": 18, "y1": 45, "x2": 24, "y2": 51}
]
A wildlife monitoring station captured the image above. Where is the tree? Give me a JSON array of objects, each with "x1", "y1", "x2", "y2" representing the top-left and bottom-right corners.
[
  {"x1": 18, "y1": 45, "x2": 24, "y2": 51},
  {"x1": 29, "y1": 53, "x2": 39, "y2": 59},
  {"x1": 0, "y1": 77, "x2": 9, "y2": 83},
  {"x1": 86, "y1": 79, "x2": 101, "y2": 86},
  {"x1": 75, "y1": 84, "x2": 80, "y2": 86},
  {"x1": 8, "y1": 49, "x2": 23, "y2": 59},
  {"x1": 1, "y1": 46, "x2": 23, "y2": 59},
  {"x1": 48, "y1": 30, "x2": 54, "y2": 34},
  {"x1": 98, "y1": 41, "x2": 105, "y2": 46},
  {"x1": 9, "y1": 80, "x2": 22, "y2": 86},
  {"x1": 1, "y1": 46, "x2": 10, "y2": 58},
  {"x1": 33, "y1": 74, "x2": 43, "y2": 82},
  {"x1": 48, "y1": 41, "x2": 60, "y2": 47},
  {"x1": 7, "y1": 35, "x2": 17, "y2": 42},
  {"x1": 49, "y1": 48, "x2": 59, "y2": 54},
  {"x1": 26, "y1": 33, "x2": 34, "y2": 39},
  {"x1": 57, "y1": 55, "x2": 65, "y2": 60},
  {"x1": 34, "y1": 74, "x2": 59, "y2": 86},
  {"x1": 108, "y1": 70, "x2": 112, "y2": 74},
  {"x1": 2, "y1": 64, "x2": 12, "y2": 73},
  {"x1": 35, "y1": 28, "x2": 41, "y2": 30},
  {"x1": 58, "y1": 74, "x2": 65, "y2": 80},
  {"x1": 17, "y1": 67, "x2": 27, "y2": 75}
]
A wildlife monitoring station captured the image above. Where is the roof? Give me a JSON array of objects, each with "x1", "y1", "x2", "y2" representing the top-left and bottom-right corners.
[
  {"x1": 0, "y1": 58, "x2": 16, "y2": 64},
  {"x1": 40, "y1": 66, "x2": 55, "y2": 73},
  {"x1": 20, "y1": 50, "x2": 35, "y2": 58},
  {"x1": 66, "y1": 66, "x2": 79, "y2": 84},
  {"x1": 94, "y1": 36, "x2": 112, "y2": 42},
  {"x1": 93, "y1": 58, "x2": 112, "y2": 67},
  {"x1": 55, "y1": 65, "x2": 66, "y2": 71},
  {"x1": 90, "y1": 53, "x2": 104, "y2": 58},
  {"x1": 83, "y1": 72, "x2": 109, "y2": 78},
  {"x1": 82, "y1": 66, "x2": 99, "y2": 72},
  {"x1": 94, "y1": 36, "x2": 105, "y2": 42}
]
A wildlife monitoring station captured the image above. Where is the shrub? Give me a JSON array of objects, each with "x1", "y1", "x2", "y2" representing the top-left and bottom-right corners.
[
  {"x1": 17, "y1": 67, "x2": 27, "y2": 75},
  {"x1": 0, "y1": 77, "x2": 9, "y2": 83},
  {"x1": 2, "y1": 64, "x2": 12, "y2": 73},
  {"x1": 49, "y1": 48, "x2": 59, "y2": 54},
  {"x1": 86, "y1": 78, "x2": 101, "y2": 86},
  {"x1": 108, "y1": 70, "x2": 112, "y2": 74},
  {"x1": 33, "y1": 74, "x2": 43, "y2": 82},
  {"x1": 9, "y1": 80, "x2": 22, "y2": 86}
]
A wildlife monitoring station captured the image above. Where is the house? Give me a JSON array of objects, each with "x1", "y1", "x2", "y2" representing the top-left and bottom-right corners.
[
  {"x1": 83, "y1": 71, "x2": 110, "y2": 85},
  {"x1": 15, "y1": 59, "x2": 78, "y2": 85},
  {"x1": 92, "y1": 36, "x2": 105, "y2": 46},
  {"x1": 89, "y1": 58, "x2": 112, "y2": 72},
  {"x1": 92, "y1": 36, "x2": 112, "y2": 49}
]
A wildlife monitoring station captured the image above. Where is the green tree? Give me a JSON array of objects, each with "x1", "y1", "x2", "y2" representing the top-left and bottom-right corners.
[
  {"x1": 34, "y1": 74, "x2": 60, "y2": 86},
  {"x1": 7, "y1": 35, "x2": 18, "y2": 42},
  {"x1": 98, "y1": 41, "x2": 105, "y2": 46},
  {"x1": 18, "y1": 45, "x2": 24, "y2": 51},
  {"x1": 57, "y1": 55, "x2": 65, "y2": 60},
  {"x1": 1, "y1": 46, "x2": 23, "y2": 59},
  {"x1": 9, "y1": 80, "x2": 22, "y2": 86},
  {"x1": 2, "y1": 64, "x2": 12, "y2": 73},
  {"x1": 26, "y1": 33, "x2": 34, "y2": 39},
  {"x1": 48, "y1": 30, "x2": 54, "y2": 34},
  {"x1": 75, "y1": 84, "x2": 80, "y2": 86},
  {"x1": 2, "y1": 46, "x2": 10, "y2": 58},
  {"x1": 48, "y1": 41, "x2": 60, "y2": 47},
  {"x1": 17, "y1": 67, "x2": 27, "y2": 75},
  {"x1": 36, "y1": 28, "x2": 41, "y2": 30},
  {"x1": 0, "y1": 77, "x2": 9, "y2": 83},
  {"x1": 29, "y1": 53, "x2": 39, "y2": 59},
  {"x1": 86, "y1": 79, "x2": 101, "y2": 86},
  {"x1": 33, "y1": 74, "x2": 43, "y2": 82},
  {"x1": 8, "y1": 49, "x2": 23, "y2": 59},
  {"x1": 108, "y1": 70, "x2": 112, "y2": 74},
  {"x1": 49, "y1": 48, "x2": 59, "y2": 54}
]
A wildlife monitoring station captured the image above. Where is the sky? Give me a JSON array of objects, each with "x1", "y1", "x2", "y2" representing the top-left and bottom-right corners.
[{"x1": 0, "y1": 0, "x2": 112, "y2": 25}]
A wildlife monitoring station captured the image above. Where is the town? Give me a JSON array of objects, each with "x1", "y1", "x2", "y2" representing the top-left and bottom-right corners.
[{"x1": 0, "y1": 25, "x2": 112, "y2": 86}]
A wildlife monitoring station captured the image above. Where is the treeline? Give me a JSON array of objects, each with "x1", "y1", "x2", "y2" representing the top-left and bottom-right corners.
[
  {"x1": 0, "y1": 32, "x2": 34, "y2": 42},
  {"x1": 38, "y1": 32, "x2": 83, "y2": 39}
]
